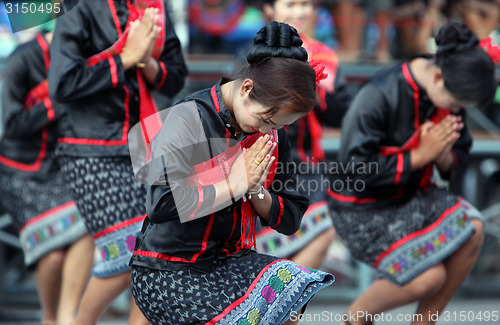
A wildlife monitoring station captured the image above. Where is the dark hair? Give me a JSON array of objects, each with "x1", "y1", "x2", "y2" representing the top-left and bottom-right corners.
[
  {"x1": 262, "y1": 0, "x2": 276, "y2": 6},
  {"x1": 235, "y1": 21, "x2": 316, "y2": 115},
  {"x1": 435, "y1": 21, "x2": 496, "y2": 108}
]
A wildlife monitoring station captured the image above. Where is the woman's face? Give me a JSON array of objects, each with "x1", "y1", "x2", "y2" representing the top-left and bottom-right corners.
[
  {"x1": 233, "y1": 79, "x2": 305, "y2": 134},
  {"x1": 427, "y1": 76, "x2": 476, "y2": 112},
  {"x1": 264, "y1": 0, "x2": 314, "y2": 34}
]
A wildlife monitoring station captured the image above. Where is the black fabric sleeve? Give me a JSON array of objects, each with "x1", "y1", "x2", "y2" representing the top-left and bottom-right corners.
[
  {"x1": 148, "y1": 1, "x2": 188, "y2": 97},
  {"x1": 1, "y1": 45, "x2": 58, "y2": 137},
  {"x1": 145, "y1": 103, "x2": 216, "y2": 224},
  {"x1": 48, "y1": 4, "x2": 126, "y2": 102},
  {"x1": 338, "y1": 83, "x2": 413, "y2": 189},
  {"x1": 263, "y1": 129, "x2": 309, "y2": 235}
]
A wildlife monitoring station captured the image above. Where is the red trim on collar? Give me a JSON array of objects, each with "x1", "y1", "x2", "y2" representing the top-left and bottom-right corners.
[{"x1": 402, "y1": 62, "x2": 420, "y2": 131}]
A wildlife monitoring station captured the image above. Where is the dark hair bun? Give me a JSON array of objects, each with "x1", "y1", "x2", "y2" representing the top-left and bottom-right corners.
[
  {"x1": 435, "y1": 21, "x2": 479, "y2": 55},
  {"x1": 247, "y1": 21, "x2": 308, "y2": 64}
]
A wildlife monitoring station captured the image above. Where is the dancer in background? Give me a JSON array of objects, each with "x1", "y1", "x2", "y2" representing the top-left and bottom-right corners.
[
  {"x1": 48, "y1": 0, "x2": 188, "y2": 323},
  {"x1": 329, "y1": 21, "x2": 496, "y2": 325},
  {"x1": 253, "y1": 0, "x2": 351, "y2": 270},
  {"x1": 0, "y1": 28, "x2": 93, "y2": 325},
  {"x1": 130, "y1": 21, "x2": 334, "y2": 325}
]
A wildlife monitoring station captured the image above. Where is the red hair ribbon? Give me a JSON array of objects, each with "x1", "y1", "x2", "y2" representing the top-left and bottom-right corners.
[
  {"x1": 309, "y1": 60, "x2": 328, "y2": 92},
  {"x1": 479, "y1": 37, "x2": 500, "y2": 63}
]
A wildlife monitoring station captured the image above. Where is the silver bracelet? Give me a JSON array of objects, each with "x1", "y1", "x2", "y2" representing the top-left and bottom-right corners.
[{"x1": 243, "y1": 186, "x2": 265, "y2": 201}]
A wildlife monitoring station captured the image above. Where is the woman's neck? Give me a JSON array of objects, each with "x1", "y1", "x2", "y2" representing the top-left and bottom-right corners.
[
  {"x1": 409, "y1": 57, "x2": 435, "y2": 94},
  {"x1": 220, "y1": 81, "x2": 243, "y2": 136}
]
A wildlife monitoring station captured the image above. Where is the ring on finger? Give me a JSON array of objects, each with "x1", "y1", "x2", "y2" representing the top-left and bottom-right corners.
[{"x1": 254, "y1": 159, "x2": 261, "y2": 166}]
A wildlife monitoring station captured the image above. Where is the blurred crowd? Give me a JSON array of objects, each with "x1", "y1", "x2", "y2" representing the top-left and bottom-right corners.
[{"x1": 1, "y1": 0, "x2": 499, "y2": 63}]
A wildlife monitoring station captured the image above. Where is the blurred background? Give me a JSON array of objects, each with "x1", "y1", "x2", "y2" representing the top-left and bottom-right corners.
[{"x1": 0, "y1": 0, "x2": 499, "y2": 323}]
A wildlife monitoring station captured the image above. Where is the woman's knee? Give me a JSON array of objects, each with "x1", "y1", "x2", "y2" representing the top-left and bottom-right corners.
[
  {"x1": 320, "y1": 227, "x2": 336, "y2": 246},
  {"x1": 469, "y1": 218, "x2": 485, "y2": 253},
  {"x1": 40, "y1": 249, "x2": 65, "y2": 271},
  {"x1": 406, "y1": 264, "x2": 447, "y2": 299}
]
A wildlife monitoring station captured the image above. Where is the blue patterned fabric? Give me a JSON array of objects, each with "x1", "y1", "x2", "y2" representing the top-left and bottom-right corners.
[
  {"x1": 0, "y1": 171, "x2": 87, "y2": 266},
  {"x1": 132, "y1": 251, "x2": 334, "y2": 324},
  {"x1": 59, "y1": 156, "x2": 147, "y2": 277},
  {"x1": 256, "y1": 201, "x2": 332, "y2": 258},
  {"x1": 332, "y1": 186, "x2": 483, "y2": 285}
]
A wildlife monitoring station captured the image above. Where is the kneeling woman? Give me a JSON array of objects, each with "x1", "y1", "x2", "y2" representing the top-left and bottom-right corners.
[
  {"x1": 329, "y1": 21, "x2": 496, "y2": 325},
  {"x1": 129, "y1": 21, "x2": 334, "y2": 325}
]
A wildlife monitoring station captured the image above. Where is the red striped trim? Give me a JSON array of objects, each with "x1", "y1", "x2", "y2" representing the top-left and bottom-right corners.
[
  {"x1": 133, "y1": 249, "x2": 192, "y2": 263},
  {"x1": 58, "y1": 138, "x2": 128, "y2": 146},
  {"x1": 93, "y1": 214, "x2": 146, "y2": 239},
  {"x1": 36, "y1": 34, "x2": 50, "y2": 72},
  {"x1": 0, "y1": 128, "x2": 48, "y2": 172},
  {"x1": 157, "y1": 61, "x2": 167, "y2": 90},
  {"x1": 206, "y1": 259, "x2": 287, "y2": 324},
  {"x1": 394, "y1": 152, "x2": 404, "y2": 184},
  {"x1": 211, "y1": 85, "x2": 220, "y2": 113},
  {"x1": 58, "y1": 85, "x2": 130, "y2": 146},
  {"x1": 274, "y1": 196, "x2": 284, "y2": 227},
  {"x1": 190, "y1": 213, "x2": 215, "y2": 261},
  {"x1": 133, "y1": 213, "x2": 215, "y2": 263},
  {"x1": 19, "y1": 201, "x2": 76, "y2": 234},
  {"x1": 211, "y1": 83, "x2": 231, "y2": 143},
  {"x1": 189, "y1": 186, "x2": 204, "y2": 220},
  {"x1": 379, "y1": 131, "x2": 420, "y2": 156},
  {"x1": 305, "y1": 200, "x2": 328, "y2": 213},
  {"x1": 327, "y1": 188, "x2": 378, "y2": 204},
  {"x1": 108, "y1": 57, "x2": 118, "y2": 88},
  {"x1": 373, "y1": 202, "x2": 462, "y2": 267},
  {"x1": 257, "y1": 201, "x2": 327, "y2": 236},
  {"x1": 107, "y1": 0, "x2": 123, "y2": 37},
  {"x1": 43, "y1": 97, "x2": 55, "y2": 122},
  {"x1": 402, "y1": 62, "x2": 420, "y2": 131}
]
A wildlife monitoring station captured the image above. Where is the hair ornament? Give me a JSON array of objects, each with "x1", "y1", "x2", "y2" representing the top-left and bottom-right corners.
[{"x1": 309, "y1": 60, "x2": 328, "y2": 91}]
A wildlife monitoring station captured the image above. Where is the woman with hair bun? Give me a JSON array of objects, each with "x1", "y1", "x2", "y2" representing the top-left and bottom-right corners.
[
  {"x1": 328, "y1": 21, "x2": 496, "y2": 325},
  {"x1": 129, "y1": 21, "x2": 334, "y2": 325}
]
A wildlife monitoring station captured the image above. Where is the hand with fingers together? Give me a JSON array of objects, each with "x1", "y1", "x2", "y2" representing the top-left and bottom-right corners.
[
  {"x1": 243, "y1": 134, "x2": 277, "y2": 193},
  {"x1": 227, "y1": 134, "x2": 277, "y2": 203},
  {"x1": 412, "y1": 114, "x2": 464, "y2": 170},
  {"x1": 120, "y1": 7, "x2": 161, "y2": 70}
]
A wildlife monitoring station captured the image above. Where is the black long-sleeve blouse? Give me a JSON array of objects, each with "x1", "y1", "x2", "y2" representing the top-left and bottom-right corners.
[
  {"x1": 48, "y1": 0, "x2": 188, "y2": 157},
  {"x1": 0, "y1": 33, "x2": 59, "y2": 178},
  {"x1": 329, "y1": 57, "x2": 472, "y2": 210},
  {"x1": 130, "y1": 79, "x2": 309, "y2": 273}
]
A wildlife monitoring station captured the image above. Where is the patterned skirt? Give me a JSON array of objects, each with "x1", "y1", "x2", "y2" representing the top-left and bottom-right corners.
[
  {"x1": 331, "y1": 187, "x2": 483, "y2": 286},
  {"x1": 131, "y1": 251, "x2": 334, "y2": 325},
  {"x1": 256, "y1": 171, "x2": 333, "y2": 258},
  {"x1": 59, "y1": 156, "x2": 147, "y2": 278},
  {"x1": 0, "y1": 171, "x2": 87, "y2": 267}
]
